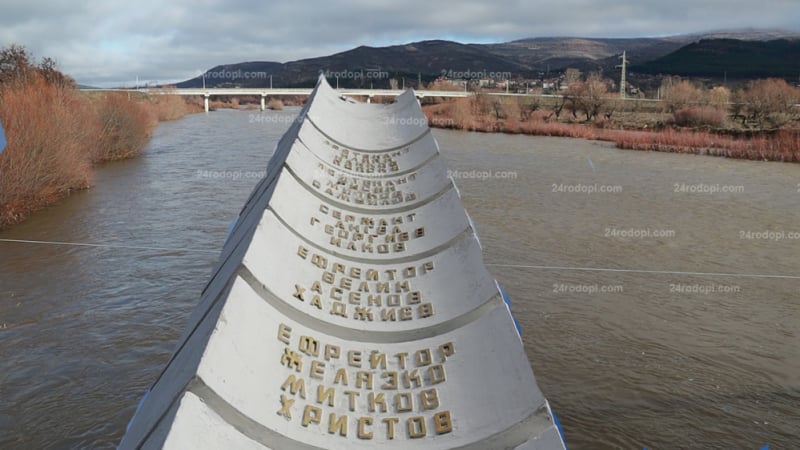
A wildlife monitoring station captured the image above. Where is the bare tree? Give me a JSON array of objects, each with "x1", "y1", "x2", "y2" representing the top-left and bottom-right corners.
[
  {"x1": 491, "y1": 97, "x2": 504, "y2": 119},
  {"x1": 604, "y1": 98, "x2": 621, "y2": 120},
  {"x1": 564, "y1": 73, "x2": 610, "y2": 122},
  {"x1": 661, "y1": 80, "x2": 705, "y2": 113},
  {"x1": 470, "y1": 92, "x2": 492, "y2": 117},
  {"x1": 741, "y1": 78, "x2": 800, "y2": 128},
  {"x1": 0, "y1": 44, "x2": 74, "y2": 89},
  {"x1": 708, "y1": 86, "x2": 731, "y2": 111},
  {"x1": 580, "y1": 73, "x2": 610, "y2": 121},
  {"x1": 548, "y1": 94, "x2": 566, "y2": 120},
  {"x1": 518, "y1": 96, "x2": 540, "y2": 121},
  {"x1": 0, "y1": 44, "x2": 35, "y2": 86},
  {"x1": 564, "y1": 83, "x2": 581, "y2": 119},
  {"x1": 38, "y1": 57, "x2": 75, "y2": 88},
  {"x1": 730, "y1": 88, "x2": 747, "y2": 125}
]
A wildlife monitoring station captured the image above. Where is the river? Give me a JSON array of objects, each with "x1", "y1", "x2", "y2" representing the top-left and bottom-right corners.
[{"x1": 0, "y1": 108, "x2": 797, "y2": 449}]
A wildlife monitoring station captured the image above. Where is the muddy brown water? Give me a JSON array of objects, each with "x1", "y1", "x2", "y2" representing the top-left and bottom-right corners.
[{"x1": 0, "y1": 109, "x2": 797, "y2": 449}]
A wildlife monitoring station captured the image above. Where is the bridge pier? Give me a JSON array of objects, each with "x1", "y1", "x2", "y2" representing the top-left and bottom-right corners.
[
  {"x1": 204, "y1": 94, "x2": 210, "y2": 113},
  {"x1": 260, "y1": 94, "x2": 266, "y2": 111}
]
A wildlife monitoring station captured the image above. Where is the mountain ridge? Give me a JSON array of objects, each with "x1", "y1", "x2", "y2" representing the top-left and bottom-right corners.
[
  {"x1": 633, "y1": 38, "x2": 800, "y2": 79},
  {"x1": 175, "y1": 29, "x2": 800, "y2": 88}
]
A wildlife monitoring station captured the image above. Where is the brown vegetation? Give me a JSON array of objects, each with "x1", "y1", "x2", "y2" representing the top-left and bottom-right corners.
[
  {"x1": 660, "y1": 78, "x2": 705, "y2": 113},
  {"x1": 422, "y1": 73, "x2": 800, "y2": 164},
  {"x1": 425, "y1": 81, "x2": 467, "y2": 93},
  {"x1": 671, "y1": 106, "x2": 727, "y2": 128},
  {"x1": 564, "y1": 73, "x2": 610, "y2": 122},
  {"x1": 0, "y1": 45, "x2": 200, "y2": 229},
  {"x1": 737, "y1": 78, "x2": 800, "y2": 128},
  {"x1": 206, "y1": 96, "x2": 302, "y2": 110},
  {"x1": 0, "y1": 76, "x2": 93, "y2": 227},
  {"x1": 146, "y1": 86, "x2": 204, "y2": 121},
  {"x1": 92, "y1": 93, "x2": 152, "y2": 162},
  {"x1": 614, "y1": 129, "x2": 800, "y2": 162}
]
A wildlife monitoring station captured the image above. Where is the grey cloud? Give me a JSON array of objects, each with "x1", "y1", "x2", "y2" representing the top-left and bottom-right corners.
[{"x1": 0, "y1": 0, "x2": 797, "y2": 86}]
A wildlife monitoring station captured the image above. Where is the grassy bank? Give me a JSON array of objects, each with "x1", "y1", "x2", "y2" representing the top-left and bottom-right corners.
[
  {"x1": 0, "y1": 46, "x2": 202, "y2": 230},
  {"x1": 423, "y1": 95, "x2": 800, "y2": 163}
]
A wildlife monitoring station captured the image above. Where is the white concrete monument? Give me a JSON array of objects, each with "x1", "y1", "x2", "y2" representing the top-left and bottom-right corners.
[{"x1": 119, "y1": 76, "x2": 567, "y2": 449}]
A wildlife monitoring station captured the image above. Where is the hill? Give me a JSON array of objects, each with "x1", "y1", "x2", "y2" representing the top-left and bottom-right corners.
[
  {"x1": 633, "y1": 38, "x2": 800, "y2": 79},
  {"x1": 178, "y1": 40, "x2": 535, "y2": 88},
  {"x1": 481, "y1": 37, "x2": 685, "y2": 73},
  {"x1": 177, "y1": 30, "x2": 800, "y2": 88}
]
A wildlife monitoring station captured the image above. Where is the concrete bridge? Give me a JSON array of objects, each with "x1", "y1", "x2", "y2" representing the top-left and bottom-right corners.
[
  {"x1": 84, "y1": 87, "x2": 472, "y2": 112},
  {"x1": 83, "y1": 86, "x2": 670, "y2": 113}
]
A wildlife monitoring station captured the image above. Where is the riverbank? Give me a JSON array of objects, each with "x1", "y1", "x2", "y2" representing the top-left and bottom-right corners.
[
  {"x1": 0, "y1": 69, "x2": 202, "y2": 230},
  {"x1": 422, "y1": 94, "x2": 800, "y2": 163}
]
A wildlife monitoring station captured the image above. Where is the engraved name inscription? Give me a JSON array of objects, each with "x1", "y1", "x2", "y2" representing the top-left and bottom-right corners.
[
  {"x1": 324, "y1": 142, "x2": 407, "y2": 175},
  {"x1": 294, "y1": 246, "x2": 436, "y2": 321},
  {"x1": 310, "y1": 204, "x2": 426, "y2": 255},
  {"x1": 276, "y1": 323, "x2": 455, "y2": 440},
  {"x1": 311, "y1": 165, "x2": 418, "y2": 206}
]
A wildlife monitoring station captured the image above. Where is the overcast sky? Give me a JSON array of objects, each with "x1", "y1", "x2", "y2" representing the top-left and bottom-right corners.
[{"x1": 1, "y1": 0, "x2": 798, "y2": 86}]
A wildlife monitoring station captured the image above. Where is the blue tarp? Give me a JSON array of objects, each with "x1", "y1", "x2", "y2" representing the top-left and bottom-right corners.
[{"x1": 0, "y1": 118, "x2": 6, "y2": 154}]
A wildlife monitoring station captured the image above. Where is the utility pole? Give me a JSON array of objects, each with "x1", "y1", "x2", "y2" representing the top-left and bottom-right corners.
[{"x1": 617, "y1": 51, "x2": 628, "y2": 98}]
